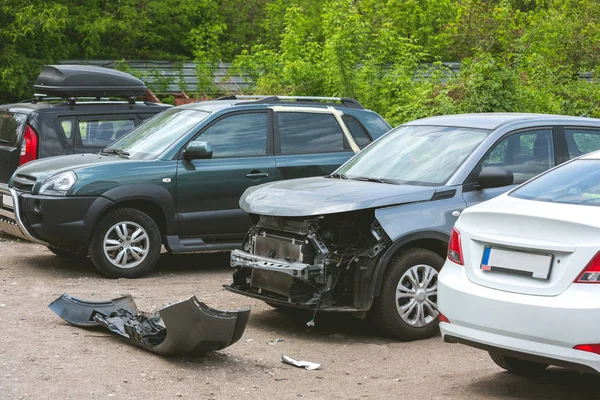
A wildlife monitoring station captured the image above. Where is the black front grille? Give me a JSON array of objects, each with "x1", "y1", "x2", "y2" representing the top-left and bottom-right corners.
[{"x1": 11, "y1": 174, "x2": 36, "y2": 193}]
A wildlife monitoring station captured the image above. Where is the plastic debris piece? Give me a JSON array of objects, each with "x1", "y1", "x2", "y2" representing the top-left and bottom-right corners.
[
  {"x1": 49, "y1": 294, "x2": 251, "y2": 356},
  {"x1": 281, "y1": 354, "x2": 321, "y2": 370}
]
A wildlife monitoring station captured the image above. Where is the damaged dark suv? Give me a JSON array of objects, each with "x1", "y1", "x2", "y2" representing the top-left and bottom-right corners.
[{"x1": 227, "y1": 113, "x2": 600, "y2": 340}]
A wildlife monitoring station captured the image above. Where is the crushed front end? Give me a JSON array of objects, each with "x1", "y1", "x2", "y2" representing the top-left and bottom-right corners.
[{"x1": 226, "y1": 211, "x2": 390, "y2": 312}]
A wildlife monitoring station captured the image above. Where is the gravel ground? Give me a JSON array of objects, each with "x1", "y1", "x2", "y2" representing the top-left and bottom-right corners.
[{"x1": 1, "y1": 232, "x2": 599, "y2": 399}]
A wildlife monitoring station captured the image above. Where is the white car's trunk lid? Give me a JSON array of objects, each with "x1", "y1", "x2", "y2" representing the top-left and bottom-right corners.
[{"x1": 458, "y1": 195, "x2": 600, "y2": 296}]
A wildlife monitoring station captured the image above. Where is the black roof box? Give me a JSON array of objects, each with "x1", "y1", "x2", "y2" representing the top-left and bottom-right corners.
[{"x1": 33, "y1": 65, "x2": 147, "y2": 98}]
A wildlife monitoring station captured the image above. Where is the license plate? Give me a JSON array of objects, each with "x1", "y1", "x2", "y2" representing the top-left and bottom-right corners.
[
  {"x1": 1, "y1": 194, "x2": 13, "y2": 209},
  {"x1": 481, "y1": 247, "x2": 553, "y2": 280}
]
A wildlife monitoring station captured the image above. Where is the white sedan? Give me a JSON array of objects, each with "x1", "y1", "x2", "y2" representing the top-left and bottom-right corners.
[{"x1": 439, "y1": 152, "x2": 600, "y2": 375}]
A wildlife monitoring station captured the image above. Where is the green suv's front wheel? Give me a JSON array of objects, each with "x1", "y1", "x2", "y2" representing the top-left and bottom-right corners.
[{"x1": 88, "y1": 208, "x2": 161, "y2": 278}]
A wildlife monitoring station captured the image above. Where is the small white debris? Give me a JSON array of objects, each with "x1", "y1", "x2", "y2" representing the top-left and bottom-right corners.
[{"x1": 281, "y1": 354, "x2": 321, "y2": 370}]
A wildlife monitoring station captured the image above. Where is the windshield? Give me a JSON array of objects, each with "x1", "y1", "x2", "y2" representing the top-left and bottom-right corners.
[
  {"x1": 511, "y1": 159, "x2": 600, "y2": 206},
  {"x1": 105, "y1": 108, "x2": 209, "y2": 159},
  {"x1": 336, "y1": 125, "x2": 491, "y2": 185}
]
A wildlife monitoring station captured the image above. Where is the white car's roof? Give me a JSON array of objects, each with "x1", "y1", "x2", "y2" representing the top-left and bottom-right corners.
[{"x1": 581, "y1": 150, "x2": 600, "y2": 160}]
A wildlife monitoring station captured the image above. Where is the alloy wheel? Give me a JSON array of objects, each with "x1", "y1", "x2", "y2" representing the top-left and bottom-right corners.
[
  {"x1": 103, "y1": 221, "x2": 150, "y2": 269},
  {"x1": 395, "y1": 264, "x2": 438, "y2": 327}
]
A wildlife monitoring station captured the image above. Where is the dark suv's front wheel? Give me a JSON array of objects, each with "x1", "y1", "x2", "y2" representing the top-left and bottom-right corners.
[
  {"x1": 88, "y1": 207, "x2": 161, "y2": 278},
  {"x1": 371, "y1": 248, "x2": 443, "y2": 341}
]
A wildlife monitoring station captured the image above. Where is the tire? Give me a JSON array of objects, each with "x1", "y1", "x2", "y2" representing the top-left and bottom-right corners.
[
  {"x1": 88, "y1": 207, "x2": 161, "y2": 278},
  {"x1": 47, "y1": 246, "x2": 87, "y2": 260},
  {"x1": 371, "y1": 248, "x2": 444, "y2": 341},
  {"x1": 489, "y1": 352, "x2": 549, "y2": 375}
]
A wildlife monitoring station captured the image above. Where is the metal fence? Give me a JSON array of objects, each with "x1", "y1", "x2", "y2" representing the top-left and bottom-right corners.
[{"x1": 58, "y1": 60, "x2": 594, "y2": 95}]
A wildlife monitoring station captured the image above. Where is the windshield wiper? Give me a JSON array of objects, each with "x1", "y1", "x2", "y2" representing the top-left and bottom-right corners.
[
  {"x1": 349, "y1": 176, "x2": 400, "y2": 185},
  {"x1": 0, "y1": 139, "x2": 11, "y2": 145},
  {"x1": 326, "y1": 172, "x2": 348, "y2": 179},
  {"x1": 101, "y1": 148, "x2": 130, "y2": 158}
]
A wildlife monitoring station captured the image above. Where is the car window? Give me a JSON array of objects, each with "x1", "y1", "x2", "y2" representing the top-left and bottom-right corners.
[
  {"x1": 511, "y1": 159, "x2": 600, "y2": 206},
  {"x1": 77, "y1": 119, "x2": 136, "y2": 148},
  {"x1": 352, "y1": 112, "x2": 391, "y2": 139},
  {"x1": 278, "y1": 112, "x2": 345, "y2": 154},
  {"x1": 342, "y1": 115, "x2": 371, "y2": 149},
  {"x1": 195, "y1": 112, "x2": 267, "y2": 158},
  {"x1": 59, "y1": 119, "x2": 74, "y2": 139},
  {"x1": 565, "y1": 128, "x2": 600, "y2": 158},
  {"x1": 481, "y1": 129, "x2": 554, "y2": 184},
  {"x1": 0, "y1": 111, "x2": 26, "y2": 147}
]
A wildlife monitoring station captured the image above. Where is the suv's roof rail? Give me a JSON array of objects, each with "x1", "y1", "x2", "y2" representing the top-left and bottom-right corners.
[{"x1": 217, "y1": 95, "x2": 364, "y2": 109}]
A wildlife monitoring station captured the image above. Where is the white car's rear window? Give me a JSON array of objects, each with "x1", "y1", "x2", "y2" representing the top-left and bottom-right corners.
[{"x1": 511, "y1": 159, "x2": 600, "y2": 206}]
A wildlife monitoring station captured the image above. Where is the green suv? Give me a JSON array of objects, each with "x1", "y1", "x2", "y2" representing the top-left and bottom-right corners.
[{"x1": 0, "y1": 96, "x2": 390, "y2": 278}]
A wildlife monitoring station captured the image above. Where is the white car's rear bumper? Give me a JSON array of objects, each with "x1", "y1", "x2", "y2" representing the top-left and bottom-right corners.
[{"x1": 438, "y1": 261, "x2": 600, "y2": 373}]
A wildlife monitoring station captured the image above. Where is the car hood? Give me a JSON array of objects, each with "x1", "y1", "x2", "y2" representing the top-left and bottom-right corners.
[
  {"x1": 240, "y1": 176, "x2": 436, "y2": 216},
  {"x1": 11, "y1": 153, "x2": 130, "y2": 184}
]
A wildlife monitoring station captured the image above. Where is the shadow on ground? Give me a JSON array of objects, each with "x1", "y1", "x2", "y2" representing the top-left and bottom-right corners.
[
  {"x1": 463, "y1": 368, "x2": 600, "y2": 399},
  {"x1": 19, "y1": 245, "x2": 232, "y2": 278},
  {"x1": 247, "y1": 306, "x2": 418, "y2": 345}
]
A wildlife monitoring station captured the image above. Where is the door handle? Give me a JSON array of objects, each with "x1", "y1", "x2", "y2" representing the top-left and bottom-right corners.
[{"x1": 246, "y1": 172, "x2": 269, "y2": 179}]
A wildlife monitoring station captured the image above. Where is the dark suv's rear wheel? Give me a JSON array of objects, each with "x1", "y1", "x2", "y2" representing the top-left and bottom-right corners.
[
  {"x1": 489, "y1": 352, "x2": 549, "y2": 374},
  {"x1": 88, "y1": 207, "x2": 161, "y2": 278},
  {"x1": 371, "y1": 248, "x2": 443, "y2": 341}
]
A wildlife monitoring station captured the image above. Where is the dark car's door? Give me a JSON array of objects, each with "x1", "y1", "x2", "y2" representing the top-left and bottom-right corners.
[
  {"x1": 0, "y1": 111, "x2": 27, "y2": 184},
  {"x1": 175, "y1": 110, "x2": 276, "y2": 241},
  {"x1": 273, "y1": 110, "x2": 355, "y2": 180},
  {"x1": 463, "y1": 127, "x2": 557, "y2": 206}
]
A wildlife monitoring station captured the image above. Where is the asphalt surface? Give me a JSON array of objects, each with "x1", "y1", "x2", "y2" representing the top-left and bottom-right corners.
[{"x1": 1, "y1": 232, "x2": 599, "y2": 399}]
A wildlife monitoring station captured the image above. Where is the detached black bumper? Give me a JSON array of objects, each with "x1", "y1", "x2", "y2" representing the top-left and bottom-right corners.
[
  {"x1": 0, "y1": 186, "x2": 113, "y2": 249},
  {"x1": 49, "y1": 294, "x2": 251, "y2": 356}
]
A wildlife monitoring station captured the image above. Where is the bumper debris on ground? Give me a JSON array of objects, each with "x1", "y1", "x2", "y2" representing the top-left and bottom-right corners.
[{"x1": 49, "y1": 293, "x2": 251, "y2": 356}]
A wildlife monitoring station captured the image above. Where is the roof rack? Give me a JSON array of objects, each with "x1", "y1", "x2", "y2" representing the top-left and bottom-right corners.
[
  {"x1": 26, "y1": 93, "x2": 140, "y2": 106},
  {"x1": 217, "y1": 95, "x2": 364, "y2": 109},
  {"x1": 32, "y1": 65, "x2": 147, "y2": 103}
]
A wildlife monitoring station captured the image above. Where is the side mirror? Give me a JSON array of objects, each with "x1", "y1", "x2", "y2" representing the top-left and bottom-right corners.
[
  {"x1": 478, "y1": 167, "x2": 514, "y2": 189},
  {"x1": 183, "y1": 141, "x2": 213, "y2": 160}
]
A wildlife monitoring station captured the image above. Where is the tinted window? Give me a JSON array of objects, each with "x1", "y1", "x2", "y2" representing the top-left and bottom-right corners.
[
  {"x1": 482, "y1": 129, "x2": 553, "y2": 184},
  {"x1": 196, "y1": 112, "x2": 267, "y2": 158},
  {"x1": 337, "y1": 125, "x2": 490, "y2": 185},
  {"x1": 565, "y1": 129, "x2": 600, "y2": 158},
  {"x1": 353, "y1": 112, "x2": 391, "y2": 139},
  {"x1": 511, "y1": 159, "x2": 600, "y2": 206},
  {"x1": 78, "y1": 119, "x2": 135, "y2": 148},
  {"x1": 0, "y1": 112, "x2": 26, "y2": 147},
  {"x1": 342, "y1": 115, "x2": 371, "y2": 149},
  {"x1": 278, "y1": 113, "x2": 344, "y2": 154}
]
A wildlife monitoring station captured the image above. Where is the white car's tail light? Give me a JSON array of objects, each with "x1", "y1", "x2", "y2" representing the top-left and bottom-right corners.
[
  {"x1": 574, "y1": 344, "x2": 600, "y2": 355},
  {"x1": 447, "y1": 227, "x2": 463, "y2": 265},
  {"x1": 574, "y1": 252, "x2": 600, "y2": 283},
  {"x1": 439, "y1": 312, "x2": 450, "y2": 323}
]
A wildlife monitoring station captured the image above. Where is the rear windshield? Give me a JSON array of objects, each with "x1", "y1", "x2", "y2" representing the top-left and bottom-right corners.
[
  {"x1": 511, "y1": 159, "x2": 600, "y2": 206},
  {"x1": 0, "y1": 111, "x2": 27, "y2": 147}
]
